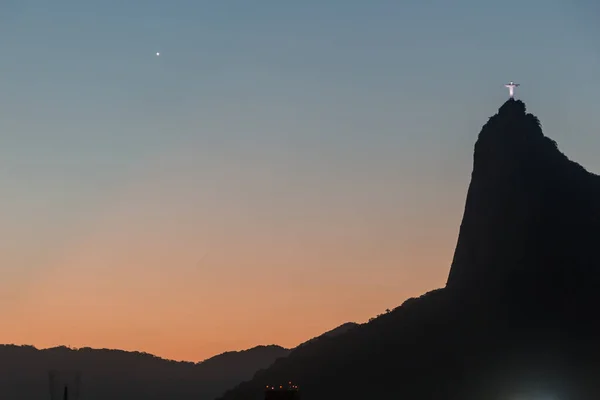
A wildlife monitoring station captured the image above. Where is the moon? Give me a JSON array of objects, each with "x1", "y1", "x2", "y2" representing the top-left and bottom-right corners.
[{"x1": 156, "y1": 52, "x2": 160, "y2": 56}]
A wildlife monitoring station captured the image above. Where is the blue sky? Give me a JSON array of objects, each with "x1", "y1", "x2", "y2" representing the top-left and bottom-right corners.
[{"x1": 0, "y1": 0, "x2": 599, "y2": 359}]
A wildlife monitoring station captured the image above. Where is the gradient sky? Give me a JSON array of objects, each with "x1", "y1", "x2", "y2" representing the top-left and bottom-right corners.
[{"x1": 1, "y1": 0, "x2": 599, "y2": 362}]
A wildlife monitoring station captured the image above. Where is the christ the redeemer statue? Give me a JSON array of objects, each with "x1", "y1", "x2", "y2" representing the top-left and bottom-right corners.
[{"x1": 505, "y1": 81, "x2": 520, "y2": 98}]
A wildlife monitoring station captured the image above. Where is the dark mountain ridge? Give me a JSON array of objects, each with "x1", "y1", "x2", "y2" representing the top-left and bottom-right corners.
[
  {"x1": 0, "y1": 344, "x2": 290, "y2": 400},
  {"x1": 218, "y1": 99, "x2": 600, "y2": 400},
  {"x1": 296, "y1": 322, "x2": 359, "y2": 348},
  {"x1": 0, "y1": 322, "x2": 356, "y2": 399}
]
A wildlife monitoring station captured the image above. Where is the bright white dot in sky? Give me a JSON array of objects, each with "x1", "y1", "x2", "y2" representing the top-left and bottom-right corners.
[{"x1": 156, "y1": 52, "x2": 160, "y2": 56}]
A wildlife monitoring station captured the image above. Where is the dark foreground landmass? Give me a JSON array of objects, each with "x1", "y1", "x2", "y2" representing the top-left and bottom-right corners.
[
  {"x1": 0, "y1": 344, "x2": 288, "y2": 399},
  {"x1": 218, "y1": 99, "x2": 600, "y2": 400},
  {"x1": 0, "y1": 323, "x2": 358, "y2": 399}
]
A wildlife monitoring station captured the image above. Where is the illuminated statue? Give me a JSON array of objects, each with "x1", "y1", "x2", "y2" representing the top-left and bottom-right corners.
[{"x1": 505, "y1": 81, "x2": 520, "y2": 98}]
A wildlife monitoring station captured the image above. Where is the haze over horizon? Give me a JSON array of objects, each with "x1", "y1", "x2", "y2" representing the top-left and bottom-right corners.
[{"x1": 1, "y1": 0, "x2": 599, "y2": 362}]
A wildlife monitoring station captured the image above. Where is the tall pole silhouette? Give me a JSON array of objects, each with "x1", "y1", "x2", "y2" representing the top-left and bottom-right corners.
[{"x1": 49, "y1": 370, "x2": 80, "y2": 400}]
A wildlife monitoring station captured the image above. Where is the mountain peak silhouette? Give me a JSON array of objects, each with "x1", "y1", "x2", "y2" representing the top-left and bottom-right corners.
[
  {"x1": 447, "y1": 99, "x2": 600, "y2": 296},
  {"x1": 218, "y1": 100, "x2": 600, "y2": 400}
]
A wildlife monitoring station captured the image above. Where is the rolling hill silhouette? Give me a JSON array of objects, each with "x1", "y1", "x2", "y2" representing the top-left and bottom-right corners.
[
  {"x1": 0, "y1": 344, "x2": 289, "y2": 400},
  {"x1": 217, "y1": 99, "x2": 600, "y2": 400},
  {"x1": 0, "y1": 322, "x2": 356, "y2": 399}
]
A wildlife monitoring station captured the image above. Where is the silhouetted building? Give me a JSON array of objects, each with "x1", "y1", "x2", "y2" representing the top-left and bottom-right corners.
[{"x1": 264, "y1": 383, "x2": 300, "y2": 400}]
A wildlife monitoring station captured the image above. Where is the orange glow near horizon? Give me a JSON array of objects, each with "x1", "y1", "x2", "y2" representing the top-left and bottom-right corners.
[
  {"x1": 0, "y1": 141, "x2": 464, "y2": 362},
  {"x1": 3, "y1": 0, "x2": 600, "y2": 365}
]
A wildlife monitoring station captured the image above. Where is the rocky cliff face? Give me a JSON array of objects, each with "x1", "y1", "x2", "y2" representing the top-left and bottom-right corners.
[{"x1": 448, "y1": 99, "x2": 600, "y2": 297}]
